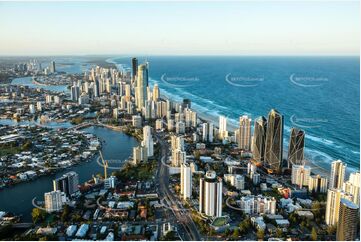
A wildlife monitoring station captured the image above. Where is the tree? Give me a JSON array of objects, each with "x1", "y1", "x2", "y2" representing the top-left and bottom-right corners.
[
  {"x1": 239, "y1": 217, "x2": 251, "y2": 234},
  {"x1": 194, "y1": 150, "x2": 200, "y2": 160},
  {"x1": 61, "y1": 204, "x2": 70, "y2": 222},
  {"x1": 275, "y1": 228, "x2": 283, "y2": 238},
  {"x1": 327, "y1": 225, "x2": 337, "y2": 235},
  {"x1": 161, "y1": 231, "x2": 177, "y2": 241},
  {"x1": 256, "y1": 229, "x2": 265, "y2": 240},
  {"x1": 31, "y1": 208, "x2": 46, "y2": 224},
  {"x1": 232, "y1": 228, "x2": 240, "y2": 239},
  {"x1": 311, "y1": 227, "x2": 318, "y2": 241},
  {"x1": 209, "y1": 228, "x2": 216, "y2": 236}
]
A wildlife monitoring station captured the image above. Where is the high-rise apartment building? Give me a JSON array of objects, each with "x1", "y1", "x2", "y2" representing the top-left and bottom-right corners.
[
  {"x1": 336, "y1": 198, "x2": 359, "y2": 241},
  {"x1": 291, "y1": 165, "x2": 311, "y2": 188},
  {"x1": 152, "y1": 84, "x2": 160, "y2": 101},
  {"x1": 287, "y1": 128, "x2": 305, "y2": 167},
  {"x1": 202, "y1": 122, "x2": 214, "y2": 143},
  {"x1": 199, "y1": 171, "x2": 223, "y2": 217},
  {"x1": 308, "y1": 174, "x2": 328, "y2": 193},
  {"x1": 264, "y1": 109, "x2": 284, "y2": 173},
  {"x1": 136, "y1": 64, "x2": 148, "y2": 111},
  {"x1": 131, "y1": 57, "x2": 138, "y2": 82},
  {"x1": 218, "y1": 115, "x2": 228, "y2": 140},
  {"x1": 142, "y1": 126, "x2": 153, "y2": 157},
  {"x1": 252, "y1": 116, "x2": 267, "y2": 163},
  {"x1": 180, "y1": 163, "x2": 192, "y2": 200},
  {"x1": 343, "y1": 172, "x2": 360, "y2": 205},
  {"x1": 239, "y1": 115, "x2": 252, "y2": 150},
  {"x1": 325, "y1": 188, "x2": 353, "y2": 226},
  {"x1": 329, "y1": 160, "x2": 346, "y2": 189},
  {"x1": 44, "y1": 190, "x2": 63, "y2": 212},
  {"x1": 53, "y1": 171, "x2": 79, "y2": 197}
]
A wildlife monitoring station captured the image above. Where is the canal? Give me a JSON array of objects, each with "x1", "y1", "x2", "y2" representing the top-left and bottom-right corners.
[{"x1": 0, "y1": 125, "x2": 138, "y2": 222}]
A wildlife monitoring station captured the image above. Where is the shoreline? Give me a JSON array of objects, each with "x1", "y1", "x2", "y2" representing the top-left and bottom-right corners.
[
  {"x1": 32, "y1": 78, "x2": 65, "y2": 87},
  {"x1": 107, "y1": 57, "x2": 357, "y2": 179}
]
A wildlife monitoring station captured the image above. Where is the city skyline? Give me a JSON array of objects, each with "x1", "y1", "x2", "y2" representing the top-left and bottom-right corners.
[
  {"x1": 0, "y1": 1, "x2": 359, "y2": 56},
  {"x1": 0, "y1": 56, "x2": 359, "y2": 241},
  {"x1": 0, "y1": 0, "x2": 359, "y2": 239}
]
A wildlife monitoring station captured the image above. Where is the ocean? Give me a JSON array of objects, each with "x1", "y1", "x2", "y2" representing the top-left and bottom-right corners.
[{"x1": 109, "y1": 56, "x2": 360, "y2": 174}]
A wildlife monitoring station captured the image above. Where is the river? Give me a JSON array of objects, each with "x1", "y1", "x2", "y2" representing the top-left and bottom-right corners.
[{"x1": 0, "y1": 125, "x2": 138, "y2": 222}]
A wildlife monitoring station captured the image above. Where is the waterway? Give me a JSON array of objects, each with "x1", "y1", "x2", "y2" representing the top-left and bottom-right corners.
[
  {"x1": 11, "y1": 76, "x2": 69, "y2": 93},
  {"x1": 2, "y1": 63, "x2": 139, "y2": 222},
  {"x1": 0, "y1": 125, "x2": 138, "y2": 222}
]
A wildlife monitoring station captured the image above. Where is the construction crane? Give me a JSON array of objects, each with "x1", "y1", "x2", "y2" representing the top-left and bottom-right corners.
[{"x1": 99, "y1": 151, "x2": 108, "y2": 179}]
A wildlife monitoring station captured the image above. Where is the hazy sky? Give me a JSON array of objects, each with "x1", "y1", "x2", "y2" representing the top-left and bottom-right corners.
[{"x1": 0, "y1": 1, "x2": 359, "y2": 56}]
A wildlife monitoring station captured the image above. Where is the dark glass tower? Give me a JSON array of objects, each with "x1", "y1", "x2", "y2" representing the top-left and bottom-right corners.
[
  {"x1": 287, "y1": 128, "x2": 305, "y2": 168},
  {"x1": 252, "y1": 116, "x2": 267, "y2": 163},
  {"x1": 131, "y1": 57, "x2": 138, "y2": 80},
  {"x1": 264, "y1": 109, "x2": 284, "y2": 173}
]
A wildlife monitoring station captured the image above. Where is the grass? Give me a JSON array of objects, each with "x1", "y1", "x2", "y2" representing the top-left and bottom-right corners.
[
  {"x1": 0, "y1": 146, "x2": 23, "y2": 156},
  {"x1": 113, "y1": 159, "x2": 157, "y2": 182},
  {"x1": 212, "y1": 217, "x2": 227, "y2": 227},
  {"x1": 0, "y1": 140, "x2": 32, "y2": 156}
]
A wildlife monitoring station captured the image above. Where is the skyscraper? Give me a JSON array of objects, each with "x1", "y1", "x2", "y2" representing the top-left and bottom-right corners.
[
  {"x1": 44, "y1": 190, "x2": 63, "y2": 212},
  {"x1": 94, "y1": 79, "x2": 100, "y2": 97},
  {"x1": 202, "y1": 122, "x2": 213, "y2": 143},
  {"x1": 53, "y1": 171, "x2": 79, "y2": 197},
  {"x1": 71, "y1": 84, "x2": 80, "y2": 102},
  {"x1": 329, "y1": 160, "x2": 346, "y2": 189},
  {"x1": 136, "y1": 64, "x2": 148, "y2": 111},
  {"x1": 171, "y1": 135, "x2": 184, "y2": 151},
  {"x1": 171, "y1": 149, "x2": 186, "y2": 167},
  {"x1": 291, "y1": 165, "x2": 311, "y2": 188},
  {"x1": 153, "y1": 84, "x2": 160, "y2": 101},
  {"x1": 199, "y1": 171, "x2": 223, "y2": 217},
  {"x1": 264, "y1": 109, "x2": 284, "y2": 173},
  {"x1": 252, "y1": 116, "x2": 267, "y2": 163},
  {"x1": 50, "y1": 61, "x2": 56, "y2": 73},
  {"x1": 218, "y1": 115, "x2": 228, "y2": 140},
  {"x1": 131, "y1": 57, "x2": 138, "y2": 82},
  {"x1": 180, "y1": 163, "x2": 192, "y2": 200},
  {"x1": 287, "y1": 128, "x2": 305, "y2": 168},
  {"x1": 142, "y1": 125, "x2": 154, "y2": 157},
  {"x1": 308, "y1": 174, "x2": 328, "y2": 193},
  {"x1": 343, "y1": 172, "x2": 360, "y2": 205},
  {"x1": 336, "y1": 198, "x2": 359, "y2": 241},
  {"x1": 239, "y1": 115, "x2": 252, "y2": 150},
  {"x1": 325, "y1": 188, "x2": 353, "y2": 226}
]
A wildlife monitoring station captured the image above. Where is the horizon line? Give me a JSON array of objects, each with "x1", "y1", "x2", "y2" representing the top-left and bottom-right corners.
[{"x1": 0, "y1": 54, "x2": 359, "y2": 58}]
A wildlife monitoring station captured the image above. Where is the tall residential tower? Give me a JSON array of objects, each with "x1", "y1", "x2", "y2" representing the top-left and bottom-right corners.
[
  {"x1": 287, "y1": 128, "x2": 305, "y2": 168},
  {"x1": 136, "y1": 64, "x2": 148, "y2": 111},
  {"x1": 199, "y1": 171, "x2": 223, "y2": 217},
  {"x1": 336, "y1": 198, "x2": 359, "y2": 241},
  {"x1": 329, "y1": 160, "x2": 346, "y2": 189},
  {"x1": 252, "y1": 116, "x2": 267, "y2": 163},
  {"x1": 264, "y1": 109, "x2": 284, "y2": 173},
  {"x1": 238, "y1": 115, "x2": 252, "y2": 150}
]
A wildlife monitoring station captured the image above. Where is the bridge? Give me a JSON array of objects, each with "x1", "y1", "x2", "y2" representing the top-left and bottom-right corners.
[
  {"x1": 11, "y1": 223, "x2": 33, "y2": 229},
  {"x1": 65, "y1": 122, "x2": 93, "y2": 131}
]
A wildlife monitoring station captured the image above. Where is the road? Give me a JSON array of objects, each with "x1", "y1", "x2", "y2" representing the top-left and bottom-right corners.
[{"x1": 155, "y1": 133, "x2": 202, "y2": 241}]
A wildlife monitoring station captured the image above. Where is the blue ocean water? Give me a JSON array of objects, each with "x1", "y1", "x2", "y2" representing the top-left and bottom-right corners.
[{"x1": 114, "y1": 56, "x2": 360, "y2": 173}]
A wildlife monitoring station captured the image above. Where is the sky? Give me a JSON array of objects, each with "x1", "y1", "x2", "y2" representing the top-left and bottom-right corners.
[{"x1": 0, "y1": 1, "x2": 359, "y2": 56}]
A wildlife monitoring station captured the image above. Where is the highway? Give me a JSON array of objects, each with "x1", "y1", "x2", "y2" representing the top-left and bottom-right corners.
[{"x1": 155, "y1": 133, "x2": 202, "y2": 241}]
